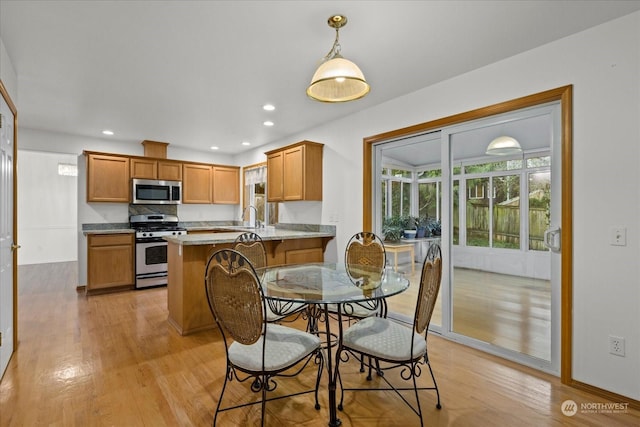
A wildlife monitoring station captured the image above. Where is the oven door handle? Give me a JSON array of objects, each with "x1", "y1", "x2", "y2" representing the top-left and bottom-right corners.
[{"x1": 136, "y1": 237, "x2": 168, "y2": 243}]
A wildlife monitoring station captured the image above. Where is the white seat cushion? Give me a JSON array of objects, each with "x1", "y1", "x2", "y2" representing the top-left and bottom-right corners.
[
  {"x1": 342, "y1": 316, "x2": 426, "y2": 361},
  {"x1": 229, "y1": 323, "x2": 321, "y2": 372}
]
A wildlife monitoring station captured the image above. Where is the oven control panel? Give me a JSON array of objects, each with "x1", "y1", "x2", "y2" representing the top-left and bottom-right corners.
[{"x1": 136, "y1": 229, "x2": 186, "y2": 239}]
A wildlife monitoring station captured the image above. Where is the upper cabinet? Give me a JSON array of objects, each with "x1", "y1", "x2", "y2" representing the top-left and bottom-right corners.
[
  {"x1": 85, "y1": 150, "x2": 238, "y2": 204},
  {"x1": 130, "y1": 158, "x2": 157, "y2": 179},
  {"x1": 265, "y1": 141, "x2": 323, "y2": 202},
  {"x1": 266, "y1": 151, "x2": 284, "y2": 201},
  {"x1": 182, "y1": 163, "x2": 212, "y2": 204},
  {"x1": 86, "y1": 153, "x2": 130, "y2": 202},
  {"x1": 158, "y1": 160, "x2": 183, "y2": 181},
  {"x1": 212, "y1": 165, "x2": 240, "y2": 204},
  {"x1": 130, "y1": 158, "x2": 183, "y2": 181}
]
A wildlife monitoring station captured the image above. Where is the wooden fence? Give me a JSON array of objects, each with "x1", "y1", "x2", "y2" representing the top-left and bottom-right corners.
[{"x1": 464, "y1": 205, "x2": 548, "y2": 250}]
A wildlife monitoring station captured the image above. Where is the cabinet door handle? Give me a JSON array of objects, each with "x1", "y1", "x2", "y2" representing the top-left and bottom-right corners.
[{"x1": 11, "y1": 243, "x2": 21, "y2": 251}]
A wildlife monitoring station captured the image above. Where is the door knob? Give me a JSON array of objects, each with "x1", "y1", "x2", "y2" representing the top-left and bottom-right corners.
[{"x1": 11, "y1": 243, "x2": 21, "y2": 251}]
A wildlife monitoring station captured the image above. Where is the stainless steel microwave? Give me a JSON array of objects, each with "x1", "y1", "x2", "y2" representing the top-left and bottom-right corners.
[{"x1": 132, "y1": 179, "x2": 182, "y2": 204}]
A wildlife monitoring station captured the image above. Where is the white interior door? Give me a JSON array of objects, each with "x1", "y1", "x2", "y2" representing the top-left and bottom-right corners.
[{"x1": 0, "y1": 90, "x2": 16, "y2": 378}]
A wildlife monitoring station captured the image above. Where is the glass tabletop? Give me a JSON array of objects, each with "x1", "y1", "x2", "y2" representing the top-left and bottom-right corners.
[{"x1": 258, "y1": 262, "x2": 410, "y2": 304}]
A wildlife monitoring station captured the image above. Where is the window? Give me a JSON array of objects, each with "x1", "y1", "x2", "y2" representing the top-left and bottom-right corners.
[
  {"x1": 493, "y1": 174, "x2": 520, "y2": 249},
  {"x1": 381, "y1": 167, "x2": 412, "y2": 218},
  {"x1": 466, "y1": 177, "x2": 489, "y2": 247},
  {"x1": 243, "y1": 164, "x2": 278, "y2": 225},
  {"x1": 379, "y1": 152, "x2": 550, "y2": 251},
  {"x1": 454, "y1": 152, "x2": 549, "y2": 250},
  {"x1": 417, "y1": 168, "x2": 441, "y2": 220},
  {"x1": 528, "y1": 171, "x2": 550, "y2": 251}
]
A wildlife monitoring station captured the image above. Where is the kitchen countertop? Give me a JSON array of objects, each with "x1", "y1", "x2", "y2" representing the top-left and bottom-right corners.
[
  {"x1": 164, "y1": 227, "x2": 335, "y2": 246},
  {"x1": 82, "y1": 226, "x2": 135, "y2": 235},
  {"x1": 82, "y1": 222, "x2": 336, "y2": 241}
]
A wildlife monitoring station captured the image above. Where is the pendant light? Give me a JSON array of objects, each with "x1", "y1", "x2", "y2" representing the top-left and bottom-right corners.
[
  {"x1": 486, "y1": 135, "x2": 522, "y2": 155},
  {"x1": 306, "y1": 15, "x2": 370, "y2": 103}
]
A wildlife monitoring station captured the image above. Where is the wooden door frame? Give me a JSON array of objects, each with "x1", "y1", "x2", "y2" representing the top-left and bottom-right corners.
[
  {"x1": 363, "y1": 86, "x2": 573, "y2": 383},
  {"x1": 0, "y1": 79, "x2": 18, "y2": 356}
]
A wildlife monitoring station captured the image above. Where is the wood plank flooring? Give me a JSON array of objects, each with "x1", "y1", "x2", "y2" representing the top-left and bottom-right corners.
[
  {"x1": 1, "y1": 261, "x2": 638, "y2": 426},
  {"x1": 387, "y1": 266, "x2": 551, "y2": 360}
]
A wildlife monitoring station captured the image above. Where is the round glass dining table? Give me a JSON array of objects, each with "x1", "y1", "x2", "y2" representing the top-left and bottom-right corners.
[
  {"x1": 259, "y1": 262, "x2": 410, "y2": 305},
  {"x1": 258, "y1": 262, "x2": 410, "y2": 427}
]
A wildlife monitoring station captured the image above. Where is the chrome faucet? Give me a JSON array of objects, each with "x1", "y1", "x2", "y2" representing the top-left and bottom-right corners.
[{"x1": 241, "y1": 205, "x2": 262, "y2": 228}]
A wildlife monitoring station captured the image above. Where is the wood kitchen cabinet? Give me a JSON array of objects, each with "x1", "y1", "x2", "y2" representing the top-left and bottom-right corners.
[
  {"x1": 266, "y1": 151, "x2": 284, "y2": 202},
  {"x1": 212, "y1": 165, "x2": 240, "y2": 204},
  {"x1": 130, "y1": 158, "x2": 157, "y2": 179},
  {"x1": 158, "y1": 160, "x2": 183, "y2": 181},
  {"x1": 130, "y1": 158, "x2": 183, "y2": 181},
  {"x1": 265, "y1": 141, "x2": 323, "y2": 202},
  {"x1": 85, "y1": 150, "x2": 237, "y2": 204},
  {"x1": 86, "y1": 152, "x2": 130, "y2": 202},
  {"x1": 182, "y1": 162, "x2": 212, "y2": 203},
  {"x1": 87, "y1": 233, "x2": 135, "y2": 293},
  {"x1": 167, "y1": 234, "x2": 333, "y2": 335}
]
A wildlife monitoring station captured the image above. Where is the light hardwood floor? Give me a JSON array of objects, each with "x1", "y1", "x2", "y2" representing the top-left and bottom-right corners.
[
  {"x1": 387, "y1": 266, "x2": 551, "y2": 360},
  {"x1": 1, "y1": 262, "x2": 638, "y2": 426}
]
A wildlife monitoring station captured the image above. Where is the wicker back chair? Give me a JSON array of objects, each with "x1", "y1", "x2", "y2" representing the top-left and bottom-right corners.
[
  {"x1": 340, "y1": 232, "x2": 387, "y2": 318},
  {"x1": 205, "y1": 249, "x2": 323, "y2": 427},
  {"x1": 233, "y1": 232, "x2": 266, "y2": 270},
  {"x1": 345, "y1": 231, "x2": 386, "y2": 276},
  {"x1": 233, "y1": 232, "x2": 306, "y2": 322},
  {"x1": 336, "y1": 243, "x2": 443, "y2": 427}
]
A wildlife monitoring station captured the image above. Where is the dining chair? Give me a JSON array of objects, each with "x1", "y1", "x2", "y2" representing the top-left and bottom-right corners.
[
  {"x1": 233, "y1": 232, "x2": 307, "y2": 322},
  {"x1": 327, "y1": 232, "x2": 387, "y2": 320},
  {"x1": 326, "y1": 231, "x2": 387, "y2": 378},
  {"x1": 204, "y1": 249, "x2": 324, "y2": 427},
  {"x1": 336, "y1": 243, "x2": 443, "y2": 426},
  {"x1": 342, "y1": 231, "x2": 387, "y2": 319}
]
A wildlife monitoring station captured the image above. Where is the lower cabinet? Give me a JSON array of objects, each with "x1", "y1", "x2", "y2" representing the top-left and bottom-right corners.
[
  {"x1": 87, "y1": 233, "x2": 135, "y2": 293},
  {"x1": 167, "y1": 236, "x2": 333, "y2": 335},
  {"x1": 266, "y1": 237, "x2": 326, "y2": 266}
]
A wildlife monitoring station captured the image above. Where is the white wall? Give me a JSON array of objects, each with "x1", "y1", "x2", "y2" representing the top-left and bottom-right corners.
[
  {"x1": 0, "y1": 37, "x2": 17, "y2": 103},
  {"x1": 17, "y1": 150, "x2": 77, "y2": 265},
  {"x1": 3, "y1": 10, "x2": 639, "y2": 400},
  {"x1": 234, "y1": 13, "x2": 640, "y2": 400}
]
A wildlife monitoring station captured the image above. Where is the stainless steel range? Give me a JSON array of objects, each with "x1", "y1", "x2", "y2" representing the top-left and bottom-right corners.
[{"x1": 130, "y1": 214, "x2": 186, "y2": 289}]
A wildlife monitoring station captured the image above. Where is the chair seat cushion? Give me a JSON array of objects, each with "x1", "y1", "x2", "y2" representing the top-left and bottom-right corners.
[
  {"x1": 229, "y1": 323, "x2": 321, "y2": 372},
  {"x1": 342, "y1": 316, "x2": 426, "y2": 361}
]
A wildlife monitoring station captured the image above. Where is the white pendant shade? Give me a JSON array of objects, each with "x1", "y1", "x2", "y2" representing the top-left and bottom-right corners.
[
  {"x1": 486, "y1": 135, "x2": 522, "y2": 155},
  {"x1": 307, "y1": 57, "x2": 370, "y2": 102}
]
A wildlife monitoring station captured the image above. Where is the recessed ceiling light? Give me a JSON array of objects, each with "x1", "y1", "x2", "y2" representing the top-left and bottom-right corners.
[
  {"x1": 263, "y1": 121, "x2": 274, "y2": 127},
  {"x1": 242, "y1": 141, "x2": 251, "y2": 146},
  {"x1": 263, "y1": 104, "x2": 275, "y2": 111},
  {"x1": 210, "y1": 146, "x2": 219, "y2": 150},
  {"x1": 102, "y1": 130, "x2": 114, "y2": 135}
]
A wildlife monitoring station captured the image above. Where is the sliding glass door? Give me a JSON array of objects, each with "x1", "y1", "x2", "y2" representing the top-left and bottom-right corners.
[{"x1": 372, "y1": 103, "x2": 561, "y2": 374}]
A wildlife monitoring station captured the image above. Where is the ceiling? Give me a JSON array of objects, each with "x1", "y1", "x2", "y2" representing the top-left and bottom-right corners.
[
  {"x1": 381, "y1": 113, "x2": 552, "y2": 167},
  {"x1": 2, "y1": 1, "x2": 639, "y2": 156}
]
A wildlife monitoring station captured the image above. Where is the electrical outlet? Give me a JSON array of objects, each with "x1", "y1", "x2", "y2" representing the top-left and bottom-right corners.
[
  {"x1": 610, "y1": 227, "x2": 626, "y2": 246},
  {"x1": 609, "y1": 335, "x2": 625, "y2": 357}
]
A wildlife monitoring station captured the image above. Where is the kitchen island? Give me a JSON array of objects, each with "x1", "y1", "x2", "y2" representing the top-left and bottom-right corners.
[{"x1": 164, "y1": 225, "x2": 335, "y2": 335}]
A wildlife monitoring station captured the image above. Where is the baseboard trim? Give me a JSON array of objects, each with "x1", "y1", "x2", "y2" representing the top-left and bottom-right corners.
[{"x1": 569, "y1": 379, "x2": 640, "y2": 410}]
